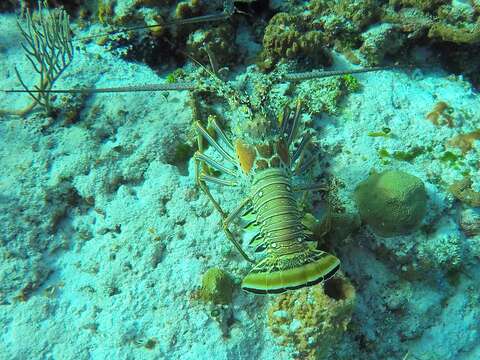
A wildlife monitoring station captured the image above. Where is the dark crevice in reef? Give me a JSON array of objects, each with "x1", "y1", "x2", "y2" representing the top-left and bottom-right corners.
[
  {"x1": 235, "y1": 0, "x2": 272, "y2": 20},
  {"x1": 17, "y1": 0, "x2": 83, "y2": 15},
  {"x1": 0, "y1": 1, "x2": 16, "y2": 13},
  {"x1": 116, "y1": 34, "x2": 183, "y2": 73},
  {"x1": 432, "y1": 42, "x2": 480, "y2": 89},
  {"x1": 324, "y1": 277, "x2": 353, "y2": 301}
]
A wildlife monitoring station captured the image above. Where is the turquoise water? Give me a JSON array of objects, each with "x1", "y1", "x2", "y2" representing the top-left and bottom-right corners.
[{"x1": 1, "y1": 1, "x2": 480, "y2": 359}]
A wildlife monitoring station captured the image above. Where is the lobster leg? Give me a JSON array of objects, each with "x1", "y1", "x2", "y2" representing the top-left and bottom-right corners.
[
  {"x1": 194, "y1": 159, "x2": 255, "y2": 264},
  {"x1": 222, "y1": 211, "x2": 256, "y2": 264},
  {"x1": 287, "y1": 100, "x2": 303, "y2": 146},
  {"x1": 207, "y1": 116, "x2": 234, "y2": 151},
  {"x1": 194, "y1": 121, "x2": 236, "y2": 164},
  {"x1": 224, "y1": 196, "x2": 252, "y2": 226},
  {"x1": 291, "y1": 133, "x2": 312, "y2": 166},
  {"x1": 194, "y1": 124, "x2": 256, "y2": 264},
  {"x1": 194, "y1": 152, "x2": 237, "y2": 177}
]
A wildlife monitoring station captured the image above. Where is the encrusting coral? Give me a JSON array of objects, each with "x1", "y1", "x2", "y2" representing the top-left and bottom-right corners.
[
  {"x1": 267, "y1": 273, "x2": 356, "y2": 360},
  {"x1": 426, "y1": 101, "x2": 454, "y2": 127},
  {"x1": 447, "y1": 129, "x2": 480, "y2": 154},
  {"x1": 389, "y1": 0, "x2": 449, "y2": 12}
]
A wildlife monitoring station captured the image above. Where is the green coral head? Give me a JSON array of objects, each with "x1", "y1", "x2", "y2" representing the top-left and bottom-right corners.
[
  {"x1": 354, "y1": 169, "x2": 428, "y2": 237},
  {"x1": 199, "y1": 268, "x2": 234, "y2": 305}
]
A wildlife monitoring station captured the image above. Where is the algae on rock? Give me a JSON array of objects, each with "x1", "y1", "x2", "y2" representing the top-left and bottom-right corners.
[{"x1": 198, "y1": 267, "x2": 234, "y2": 305}]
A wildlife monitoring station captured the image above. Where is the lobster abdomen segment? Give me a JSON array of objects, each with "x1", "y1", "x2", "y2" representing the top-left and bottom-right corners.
[{"x1": 241, "y1": 168, "x2": 340, "y2": 294}]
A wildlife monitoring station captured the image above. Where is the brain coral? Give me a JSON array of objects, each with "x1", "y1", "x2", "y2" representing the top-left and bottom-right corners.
[{"x1": 354, "y1": 170, "x2": 427, "y2": 237}]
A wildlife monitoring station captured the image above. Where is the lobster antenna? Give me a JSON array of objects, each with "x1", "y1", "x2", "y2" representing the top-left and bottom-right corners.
[
  {"x1": 2, "y1": 82, "x2": 196, "y2": 94},
  {"x1": 282, "y1": 65, "x2": 408, "y2": 82},
  {"x1": 2, "y1": 66, "x2": 403, "y2": 95},
  {"x1": 76, "y1": 1, "x2": 236, "y2": 42}
]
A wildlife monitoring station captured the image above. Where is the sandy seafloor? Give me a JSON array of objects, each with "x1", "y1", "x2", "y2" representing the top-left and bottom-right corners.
[{"x1": 1, "y1": 8, "x2": 480, "y2": 360}]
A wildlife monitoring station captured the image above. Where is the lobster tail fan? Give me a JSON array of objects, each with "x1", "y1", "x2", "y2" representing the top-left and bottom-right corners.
[{"x1": 241, "y1": 250, "x2": 340, "y2": 294}]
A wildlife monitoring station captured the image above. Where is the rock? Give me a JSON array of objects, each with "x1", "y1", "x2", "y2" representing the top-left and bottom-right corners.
[
  {"x1": 267, "y1": 273, "x2": 355, "y2": 359},
  {"x1": 459, "y1": 207, "x2": 480, "y2": 237}
]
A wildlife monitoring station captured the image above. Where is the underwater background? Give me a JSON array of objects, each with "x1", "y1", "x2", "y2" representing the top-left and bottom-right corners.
[{"x1": 1, "y1": 0, "x2": 480, "y2": 359}]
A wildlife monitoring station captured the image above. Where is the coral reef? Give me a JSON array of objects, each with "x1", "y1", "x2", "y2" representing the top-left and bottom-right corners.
[
  {"x1": 40, "y1": 0, "x2": 480, "y2": 89},
  {"x1": 260, "y1": 0, "x2": 380, "y2": 70},
  {"x1": 97, "y1": 0, "x2": 115, "y2": 24},
  {"x1": 417, "y1": 231, "x2": 463, "y2": 271},
  {"x1": 259, "y1": 12, "x2": 331, "y2": 71},
  {"x1": 309, "y1": 0, "x2": 379, "y2": 44},
  {"x1": 390, "y1": 0, "x2": 448, "y2": 12},
  {"x1": 258, "y1": 0, "x2": 480, "y2": 72},
  {"x1": 360, "y1": 23, "x2": 405, "y2": 65},
  {"x1": 76, "y1": 0, "x2": 226, "y2": 70},
  {"x1": 428, "y1": 2, "x2": 480, "y2": 44},
  {"x1": 333, "y1": 0, "x2": 380, "y2": 29},
  {"x1": 267, "y1": 274, "x2": 355, "y2": 360},
  {"x1": 175, "y1": 0, "x2": 202, "y2": 19},
  {"x1": 428, "y1": 22, "x2": 480, "y2": 44},
  {"x1": 2, "y1": 1, "x2": 480, "y2": 359},
  {"x1": 323, "y1": 212, "x2": 361, "y2": 244},
  {"x1": 383, "y1": 1, "x2": 480, "y2": 85},
  {"x1": 186, "y1": 23, "x2": 237, "y2": 68},
  {"x1": 189, "y1": 267, "x2": 236, "y2": 337},
  {"x1": 354, "y1": 170, "x2": 427, "y2": 237}
]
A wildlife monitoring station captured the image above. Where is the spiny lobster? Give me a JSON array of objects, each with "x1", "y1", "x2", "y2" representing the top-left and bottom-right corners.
[{"x1": 2, "y1": 0, "x2": 398, "y2": 294}]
